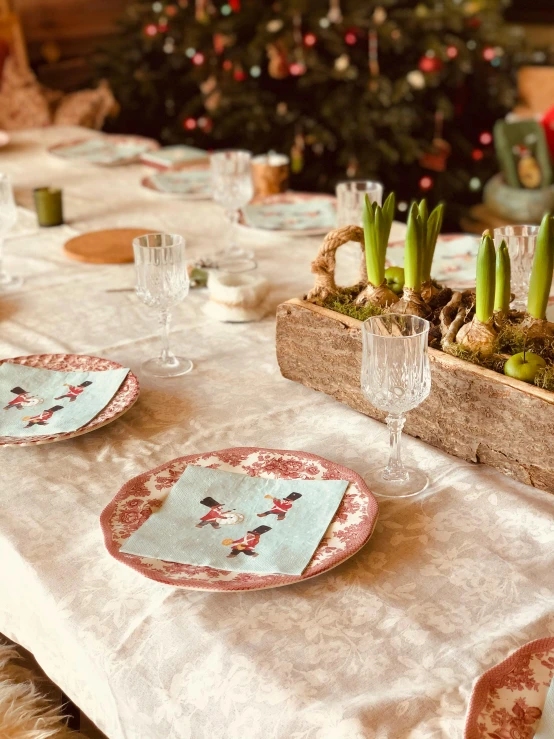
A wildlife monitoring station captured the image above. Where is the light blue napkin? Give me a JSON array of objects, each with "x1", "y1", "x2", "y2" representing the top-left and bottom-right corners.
[
  {"x1": 151, "y1": 170, "x2": 211, "y2": 195},
  {"x1": 535, "y1": 674, "x2": 554, "y2": 738},
  {"x1": 120, "y1": 465, "x2": 349, "y2": 575},
  {"x1": 55, "y1": 139, "x2": 148, "y2": 164},
  {"x1": 144, "y1": 145, "x2": 207, "y2": 167},
  {"x1": 242, "y1": 199, "x2": 337, "y2": 231},
  {"x1": 0, "y1": 363, "x2": 129, "y2": 437}
]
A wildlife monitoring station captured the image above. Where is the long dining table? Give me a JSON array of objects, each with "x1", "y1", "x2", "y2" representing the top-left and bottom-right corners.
[{"x1": 1, "y1": 126, "x2": 554, "y2": 739}]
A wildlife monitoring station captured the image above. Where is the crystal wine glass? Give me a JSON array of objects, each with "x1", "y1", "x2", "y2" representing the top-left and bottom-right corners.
[
  {"x1": 210, "y1": 150, "x2": 255, "y2": 270},
  {"x1": 493, "y1": 225, "x2": 538, "y2": 310},
  {"x1": 0, "y1": 173, "x2": 22, "y2": 290},
  {"x1": 133, "y1": 233, "x2": 192, "y2": 378},
  {"x1": 361, "y1": 314, "x2": 431, "y2": 498}
]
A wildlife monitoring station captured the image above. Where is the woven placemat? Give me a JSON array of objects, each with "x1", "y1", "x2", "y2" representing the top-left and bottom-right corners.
[{"x1": 63, "y1": 228, "x2": 150, "y2": 264}]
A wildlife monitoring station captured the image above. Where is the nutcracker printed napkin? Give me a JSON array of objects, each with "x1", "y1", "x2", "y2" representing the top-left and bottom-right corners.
[
  {"x1": 241, "y1": 198, "x2": 337, "y2": 231},
  {"x1": 151, "y1": 169, "x2": 211, "y2": 196},
  {"x1": 120, "y1": 465, "x2": 349, "y2": 575},
  {"x1": 0, "y1": 363, "x2": 129, "y2": 438},
  {"x1": 54, "y1": 138, "x2": 149, "y2": 165}
]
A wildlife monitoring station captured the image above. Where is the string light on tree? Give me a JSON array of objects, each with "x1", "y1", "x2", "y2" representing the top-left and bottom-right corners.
[
  {"x1": 483, "y1": 46, "x2": 496, "y2": 62},
  {"x1": 166, "y1": 4, "x2": 178, "y2": 16},
  {"x1": 472, "y1": 148, "x2": 484, "y2": 161},
  {"x1": 446, "y1": 45, "x2": 458, "y2": 59},
  {"x1": 185, "y1": 47, "x2": 196, "y2": 57},
  {"x1": 419, "y1": 176, "x2": 433, "y2": 190},
  {"x1": 192, "y1": 52, "x2": 205, "y2": 65},
  {"x1": 183, "y1": 117, "x2": 197, "y2": 130},
  {"x1": 250, "y1": 65, "x2": 261, "y2": 77},
  {"x1": 289, "y1": 62, "x2": 306, "y2": 76},
  {"x1": 144, "y1": 24, "x2": 158, "y2": 37},
  {"x1": 479, "y1": 131, "x2": 493, "y2": 145},
  {"x1": 304, "y1": 33, "x2": 317, "y2": 47},
  {"x1": 157, "y1": 20, "x2": 169, "y2": 32},
  {"x1": 345, "y1": 31, "x2": 357, "y2": 45},
  {"x1": 469, "y1": 177, "x2": 482, "y2": 191},
  {"x1": 419, "y1": 54, "x2": 443, "y2": 73},
  {"x1": 222, "y1": 59, "x2": 233, "y2": 70},
  {"x1": 234, "y1": 66, "x2": 246, "y2": 81},
  {"x1": 398, "y1": 201, "x2": 408, "y2": 212},
  {"x1": 152, "y1": 1, "x2": 163, "y2": 11}
]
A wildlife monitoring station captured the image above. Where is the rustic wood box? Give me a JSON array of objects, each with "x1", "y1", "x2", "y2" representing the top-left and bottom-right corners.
[{"x1": 276, "y1": 298, "x2": 554, "y2": 494}]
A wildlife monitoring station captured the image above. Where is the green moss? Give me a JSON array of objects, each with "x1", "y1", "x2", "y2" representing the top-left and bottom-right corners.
[
  {"x1": 442, "y1": 343, "x2": 506, "y2": 373},
  {"x1": 322, "y1": 294, "x2": 384, "y2": 322},
  {"x1": 497, "y1": 322, "x2": 554, "y2": 363},
  {"x1": 534, "y1": 365, "x2": 554, "y2": 391}
]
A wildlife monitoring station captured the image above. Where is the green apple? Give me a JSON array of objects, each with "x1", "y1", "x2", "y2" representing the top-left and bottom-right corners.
[
  {"x1": 503, "y1": 351, "x2": 546, "y2": 383},
  {"x1": 385, "y1": 266, "x2": 405, "y2": 295}
]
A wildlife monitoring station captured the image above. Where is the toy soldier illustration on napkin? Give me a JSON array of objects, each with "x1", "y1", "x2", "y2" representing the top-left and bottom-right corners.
[
  {"x1": 222, "y1": 525, "x2": 271, "y2": 558},
  {"x1": 22, "y1": 406, "x2": 63, "y2": 428},
  {"x1": 3, "y1": 387, "x2": 44, "y2": 411},
  {"x1": 257, "y1": 492, "x2": 302, "y2": 521},
  {"x1": 196, "y1": 497, "x2": 235, "y2": 529},
  {"x1": 54, "y1": 380, "x2": 93, "y2": 402}
]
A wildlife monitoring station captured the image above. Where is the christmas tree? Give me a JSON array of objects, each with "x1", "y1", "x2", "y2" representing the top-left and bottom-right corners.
[{"x1": 97, "y1": 0, "x2": 527, "y2": 222}]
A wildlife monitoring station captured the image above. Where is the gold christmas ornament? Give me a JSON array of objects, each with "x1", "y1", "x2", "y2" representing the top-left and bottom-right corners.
[{"x1": 335, "y1": 54, "x2": 350, "y2": 72}]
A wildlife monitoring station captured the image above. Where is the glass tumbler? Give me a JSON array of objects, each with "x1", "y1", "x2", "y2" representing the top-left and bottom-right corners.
[
  {"x1": 336, "y1": 180, "x2": 384, "y2": 227},
  {"x1": 133, "y1": 233, "x2": 192, "y2": 378},
  {"x1": 493, "y1": 225, "x2": 539, "y2": 310},
  {"x1": 361, "y1": 314, "x2": 431, "y2": 498}
]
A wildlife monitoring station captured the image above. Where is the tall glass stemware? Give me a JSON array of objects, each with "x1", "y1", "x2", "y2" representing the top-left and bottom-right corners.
[
  {"x1": 361, "y1": 314, "x2": 431, "y2": 498},
  {"x1": 210, "y1": 150, "x2": 255, "y2": 268},
  {"x1": 493, "y1": 225, "x2": 538, "y2": 310},
  {"x1": 0, "y1": 174, "x2": 22, "y2": 290},
  {"x1": 133, "y1": 233, "x2": 192, "y2": 378}
]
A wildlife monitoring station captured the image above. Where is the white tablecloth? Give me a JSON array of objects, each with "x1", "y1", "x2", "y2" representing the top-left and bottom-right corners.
[{"x1": 1, "y1": 127, "x2": 554, "y2": 739}]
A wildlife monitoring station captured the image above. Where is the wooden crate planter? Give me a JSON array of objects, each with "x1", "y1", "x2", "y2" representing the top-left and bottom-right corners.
[{"x1": 276, "y1": 298, "x2": 554, "y2": 493}]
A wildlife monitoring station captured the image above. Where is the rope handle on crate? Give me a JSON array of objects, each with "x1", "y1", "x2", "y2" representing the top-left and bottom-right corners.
[{"x1": 306, "y1": 225, "x2": 367, "y2": 302}]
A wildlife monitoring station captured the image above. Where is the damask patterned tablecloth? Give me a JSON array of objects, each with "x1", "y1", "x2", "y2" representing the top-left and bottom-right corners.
[{"x1": 1, "y1": 127, "x2": 554, "y2": 739}]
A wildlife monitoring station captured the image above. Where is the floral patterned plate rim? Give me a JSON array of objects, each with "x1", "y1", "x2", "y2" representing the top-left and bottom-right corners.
[
  {"x1": 100, "y1": 447, "x2": 379, "y2": 592},
  {"x1": 464, "y1": 636, "x2": 554, "y2": 739},
  {"x1": 48, "y1": 135, "x2": 159, "y2": 166},
  {"x1": 238, "y1": 192, "x2": 337, "y2": 237},
  {"x1": 0, "y1": 354, "x2": 139, "y2": 447}
]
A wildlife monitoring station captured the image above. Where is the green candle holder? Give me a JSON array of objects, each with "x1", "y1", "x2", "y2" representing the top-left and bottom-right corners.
[{"x1": 33, "y1": 187, "x2": 63, "y2": 227}]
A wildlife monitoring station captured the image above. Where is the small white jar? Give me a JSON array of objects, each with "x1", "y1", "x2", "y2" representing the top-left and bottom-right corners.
[{"x1": 205, "y1": 271, "x2": 270, "y2": 322}]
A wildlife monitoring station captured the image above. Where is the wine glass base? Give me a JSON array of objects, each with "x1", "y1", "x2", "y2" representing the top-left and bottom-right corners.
[
  {"x1": 141, "y1": 357, "x2": 193, "y2": 378},
  {"x1": 0, "y1": 273, "x2": 23, "y2": 290},
  {"x1": 365, "y1": 466, "x2": 429, "y2": 499}
]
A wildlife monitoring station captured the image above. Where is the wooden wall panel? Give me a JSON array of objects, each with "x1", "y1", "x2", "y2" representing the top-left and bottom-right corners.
[{"x1": 11, "y1": 0, "x2": 129, "y2": 88}]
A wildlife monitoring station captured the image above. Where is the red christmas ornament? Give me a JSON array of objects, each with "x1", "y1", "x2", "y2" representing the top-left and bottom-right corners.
[
  {"x1": 183, "y1": 118, "x2": 197, "y2": 130},
  {"x1": 192, "y1": 52, "x2": 205, "y2": 65},
  {"x1": 166, "y1": 5, "x2": 178, "y2": 17},
  {"x1": 158, "y1": 22, "x2": 169, "y2": 33},
  {"x1": 345, "y1": 31, "x2": 357, "y2": 46},
  {"x1": 222, "y1": 59, "x2": 233, "y2": 71},
  {"x1": 419, "y1": 56, "x2": 443, "y2": 74},
  {"x1": 419, "y1": 176, "x2": 433, "y2": 191},
  {"x1": 483, "y1": 46, "x2": 496, "y2": 62},
  {"x1": 472, "y1": 148, "x2": 484, "y2": 161},
  {"x1": 144, "y1": 24, "x2": 158, "y2": 37},
  {"x1": 229, "y1": 0, "x2": 241, "y2": 9},
  {"x1": 446, "y1": 45, "x2": 458, "y2": 59},
  {"x1": 304, "y1": 33, "x2": 317, "y2": 47},
  {"x1": 479, "y1": 131, "x2": 493, "y2": 146},
  {"x1": 289, "y1": 62, "x2": 306, "y2": 76},
  {"x1": 234, "y1": 67, "x2": 247, "y2": 81},
  {"x1": 467, "y1": 16, "x2": 481, "y2": 28}
]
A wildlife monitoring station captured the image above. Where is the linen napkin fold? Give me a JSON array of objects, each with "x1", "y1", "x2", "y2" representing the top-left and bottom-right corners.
[
  {"x1": 0, "y1": 363, "x2": 129, "y2": 437},
  {"x1": 242, "y1": 198, "x2": 337, "y2": 231},
  {"x1": 120, "y1": 465, "x2": 349, "y2": 575}
]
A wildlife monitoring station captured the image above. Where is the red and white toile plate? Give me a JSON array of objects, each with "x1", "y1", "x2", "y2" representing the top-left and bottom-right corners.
[
  {"x1": 464, "y1": 637, "x2": 554, "y2": 739},
  {"x1": 0, "y1": 354, "x2": 139, "y2": 447},
  {"x1": 101, "y1": 447, "x2": 379, "y2": 592},
  {"x1": 48, "y1": 134, "x2": 159, "y2": 166}
]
